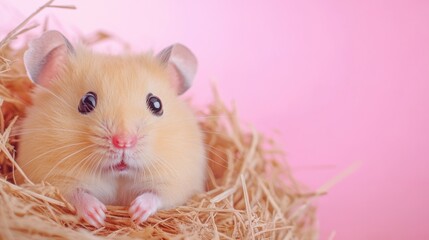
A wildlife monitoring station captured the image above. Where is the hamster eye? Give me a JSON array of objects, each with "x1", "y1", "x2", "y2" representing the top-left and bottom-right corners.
[
  {"x1": 78, "y1": 91, "x2": 97, "y2": 114},
  {"x1": 146, "y1": 93, "x2": 163, "y2": 116}
]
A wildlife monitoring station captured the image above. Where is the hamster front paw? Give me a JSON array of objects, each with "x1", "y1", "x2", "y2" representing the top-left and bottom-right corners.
[
  {"x1": 71, "y1": 190, "x2": 107, "y2": 228},
  {"x1": 129, "y1": 192, "x2": 161, "y2": 224}
]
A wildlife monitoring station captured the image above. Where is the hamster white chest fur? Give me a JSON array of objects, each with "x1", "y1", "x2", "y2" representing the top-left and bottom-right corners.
[{"x1": 16, "y1": 31, "x2": 206, "y2": 227}]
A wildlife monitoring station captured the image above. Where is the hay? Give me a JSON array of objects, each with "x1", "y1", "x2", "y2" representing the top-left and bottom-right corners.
[{"x1": 0, "y1": 1, "x2": 317, "y2": 239}]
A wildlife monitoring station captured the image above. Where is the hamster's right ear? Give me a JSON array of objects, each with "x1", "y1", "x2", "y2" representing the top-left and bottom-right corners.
[
  {"x1": 157, "y1": 44, "x2": 198, "y2": 95},
  {"x1": 24, "y1": 30, "x2": 74, "y2": 87}
]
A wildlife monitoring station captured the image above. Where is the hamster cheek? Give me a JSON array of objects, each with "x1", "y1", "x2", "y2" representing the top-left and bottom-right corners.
[
  {"x1": 128, "y1": 192, "x2": 162, "y2": 224},
  {"x1": 70, "y1": 189, "x2": 107, "y2": 228}
]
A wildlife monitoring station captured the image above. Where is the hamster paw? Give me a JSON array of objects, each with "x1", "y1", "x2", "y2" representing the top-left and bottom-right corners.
[
  {"x1": 129, "y1": 192, "x2": 161, "y2": 224},
  {"x1": 72, "y1": 191, "x2": 107, "y2": 228}
]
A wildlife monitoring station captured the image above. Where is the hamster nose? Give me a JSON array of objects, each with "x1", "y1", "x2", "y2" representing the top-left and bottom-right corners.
[{"x1": 112, "y1": 134, "x2": 138, "y2": 149}]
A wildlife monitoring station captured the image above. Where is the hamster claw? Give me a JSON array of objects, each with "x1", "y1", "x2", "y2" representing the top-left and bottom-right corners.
[
  {"x1": 85, "y1": 204, "x2": 106, "y2": 228},
  {"x1": 81, "y1": 198, "x2": 106, "y2": 228},
  {"x1": 129, "y1": 192, "x2": 161, "y2": 224},
  {"x1": 72, "y1": 191, "x2": 107, "y2": 228}
]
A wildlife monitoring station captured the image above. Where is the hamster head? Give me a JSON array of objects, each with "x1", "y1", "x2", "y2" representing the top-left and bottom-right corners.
[{"x1": 17, "y1": 31, "x2": 205, "y2": 193}]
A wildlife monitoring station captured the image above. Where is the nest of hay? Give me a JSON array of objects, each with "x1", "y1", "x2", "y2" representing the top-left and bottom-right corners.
[{"x1": 0, "y1": 2, "x2": 317, "y2": 239}]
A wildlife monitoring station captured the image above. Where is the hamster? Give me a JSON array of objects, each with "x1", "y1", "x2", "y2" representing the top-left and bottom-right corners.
[{"x1": 16, "y1": 30, "x2": 206, "y2": 228}]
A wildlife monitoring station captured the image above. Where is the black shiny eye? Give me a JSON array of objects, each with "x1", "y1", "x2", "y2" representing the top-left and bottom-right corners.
[
  {"x1": 78, "y1": 91, "x2": 97, "y2": 114},
  {"x1": 147, "y1": 93, "x2": 163, "y2": 116}
]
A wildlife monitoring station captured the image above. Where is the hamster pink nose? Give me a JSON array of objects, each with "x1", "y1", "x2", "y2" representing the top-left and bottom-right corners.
[{"x1": 112, "y1": 134, "x2": 137, "y2": 149}]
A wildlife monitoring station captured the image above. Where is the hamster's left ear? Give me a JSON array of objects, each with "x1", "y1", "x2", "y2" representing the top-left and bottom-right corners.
[
  {"x1": 23, "y1": 30, "x2": 75, "y2": 87},
  {"x1": 157, "y1": 44, "x2": 198, "y2": 95}
]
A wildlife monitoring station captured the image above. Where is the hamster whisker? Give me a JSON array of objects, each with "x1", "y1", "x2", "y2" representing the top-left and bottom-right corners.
[
  {"x1": 190, "y1": 144, "x2": 232, "y2": 169},
  {"x1": 154, "y1": 154, "x2": 180, "y2": 178},
  {"x1": 16, "y1": 106, "x2": 66, "y2": 126},
  {"x1": 87, "y1": 150, "x2": 108, "y2": 177},
  {"x1": 202, "y1": 146, "x2": 229, "y2": 169},
  {"x1": 89, "y1": 136, "x2": 111, "y2": 148},
  {"x1": 60, "y1": 151, "x2": 99, "y2": 177},
  {"x1": 19, "y1": 142, "x2": 90, "y2": 169},
  {"x1": 42, "y1": 143, "x2": 98, "y2": 181},
  {"x1": 149, "y1": 157, "x2": 163, "y2": 183},
  {"x1": 142, "y1": 151, "x2": 180, "y2": 179},
  {"x1": 201, "y1": 146, "x2": 235, "y2": 170},
  {"x1": 95, "y1": 155, "x2": 106, "y2": 180},
  {"x1": 146, "y1": 137, "x2": 229, "y2": 169},
  {"x1": 53, "y1": 152, "x2": 101, "y2": 184},
  {"x1": 145, "y1": 153, "x2": 157, "y2": 187},
  {"x1": 95, "y1": 119, "x2": 115, "y2": 138},
  {"x1": 12, "y1": 128, "x2": 93, "y2": 137},
  {"x1": 94, "y1": 154, "x2": 113, "y2": 179},
  {"x1": 44, "y1": 144, "x2": 98, "y2": 179},
  {"x1": 129, "y1": 149, "x2": 143, "y2": 182},
  {"x1": 29, "y1": 107, "x2": 68, "y2": 123},
  {"x1": 82, "y1": 152, "x2": 104, "y2": 178},
  {"x1": 139, "y1": 151, "x2": 158, "y2": 186}
]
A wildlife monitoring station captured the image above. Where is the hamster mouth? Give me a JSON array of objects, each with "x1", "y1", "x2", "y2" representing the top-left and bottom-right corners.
[
  {"x1": 113, "y1": 160, "x2": 128, "y2": 171},
  {"x1": 106, "y1": 151, "x2": 135, "y2": 172}
]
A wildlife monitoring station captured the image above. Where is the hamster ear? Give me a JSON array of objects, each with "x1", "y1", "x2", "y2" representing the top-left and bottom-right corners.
[
  {"x1": 157, "y1": 44, "x2": 198, "y2": 95},
  {"x1": 24, "y1": 30, "x2": 74, "y2": 87}
]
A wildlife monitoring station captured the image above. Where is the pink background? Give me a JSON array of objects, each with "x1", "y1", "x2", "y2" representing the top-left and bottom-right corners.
[{"x1": 2, "y1": 1, "x2": 429, "y2": 239}]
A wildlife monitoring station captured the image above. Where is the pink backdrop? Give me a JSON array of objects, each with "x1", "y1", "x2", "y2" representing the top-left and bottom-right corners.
[{"x1": 2, "y1": 1, "x2": 429, "y2": 239}]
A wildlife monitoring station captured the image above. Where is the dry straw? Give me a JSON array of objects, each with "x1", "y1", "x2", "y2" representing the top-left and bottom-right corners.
[{"x1": 0, "y1": 1, "x2": 318, "y2": 239}]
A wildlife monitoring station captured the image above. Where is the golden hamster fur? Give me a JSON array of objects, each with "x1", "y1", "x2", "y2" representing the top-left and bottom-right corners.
[{"x1": 16, "y1": 31, "x2": 206, "y2": 227}]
